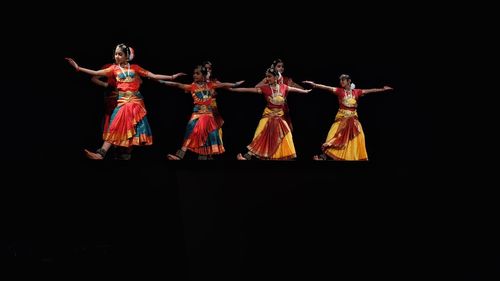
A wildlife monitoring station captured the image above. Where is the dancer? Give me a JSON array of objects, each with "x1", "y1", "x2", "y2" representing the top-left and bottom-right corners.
[
  {"x1": 303, "y1": 74, "x2": 393, "y2": 161},
  {"x1": 232, "y1": 68, "x2": 311, "y2": 160},
  {"x1": 256, "y1": 58, "x2": 303, "y2": 131},
  {"x1": 66, "y1": 43, "x2": 185, "y2": 160},
  {"x1": 159, "y1": 64, "x2": 243, "y2": 160}
]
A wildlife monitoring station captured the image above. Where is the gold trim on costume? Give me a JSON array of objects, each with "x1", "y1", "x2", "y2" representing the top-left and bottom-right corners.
[
  {"x1": 118, "y1": 91, "x2": 137, "y2": 97},
  {"x1": 338, "y1": 108, "x2": 357, "y2": 117}
]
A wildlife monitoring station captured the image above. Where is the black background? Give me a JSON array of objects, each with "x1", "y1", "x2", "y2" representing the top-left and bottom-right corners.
[{"x1": 3, "y1": 3, "x2": 493, "y2": 280}]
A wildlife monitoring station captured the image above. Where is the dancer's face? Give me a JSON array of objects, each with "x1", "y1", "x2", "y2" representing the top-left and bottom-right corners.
[
  {"x1": 265, "y1": 73, "x2": 277, "y2": 84},
  {"x1": 204, "y1": 63, "x2": 212, "y2": 73},
  {"x1": 193, "y1": 67, "x2": 205, "y2": 82},
  {"x1": 340, "y1": 78, "x2": 350, "y2": 88},
  {"x1": 114, "y1": 48, "x2": 127, "y2": 64},
  {"x1": 204, "y1": 64, "x2": 212, "y2": 79},
  {"x1": 274, "y1": 62, "x2": 284, "y2": 74}
]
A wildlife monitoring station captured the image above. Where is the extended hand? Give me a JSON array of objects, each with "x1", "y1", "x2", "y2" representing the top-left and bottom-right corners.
[
  {"x1": 65, "y1": 57, "x2": 79, "y2": 71},
  {"x1": 173, "y1": 73, "x2": 187, "y2": 79}
]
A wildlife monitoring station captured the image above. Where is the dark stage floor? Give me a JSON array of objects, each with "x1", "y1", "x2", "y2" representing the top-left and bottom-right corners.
[{"x1": 3, "y1": 161, "x2": 497, "y2": 279}]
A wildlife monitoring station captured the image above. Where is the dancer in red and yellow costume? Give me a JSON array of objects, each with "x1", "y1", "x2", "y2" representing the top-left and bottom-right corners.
[
  {"x1": 233, "y1": 68, "x2": 311, "y2": 160},
  {"x1": 256, "y1": 58, "x2": 304, "y2": 132},
  {"x1": 303, "y1": 74, "x2": 393, "y2": 161}
]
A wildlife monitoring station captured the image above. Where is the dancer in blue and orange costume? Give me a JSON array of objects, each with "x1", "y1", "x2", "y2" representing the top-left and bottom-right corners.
[
  {"x1": 159, "y1": 64, "x2": 244, "y2": 160},
  {"x1": 303, "y1": 74, "x2": 393, "y2": 161},
  {"x1": 90, "y1": 63, "x2": 143, "y2": 159},
  {"x1": 232, "y1": 67, "x2": 311, "y2": 160},
  {"x1": 66, "y1": 43, "x2": 185, "y2": 160}
]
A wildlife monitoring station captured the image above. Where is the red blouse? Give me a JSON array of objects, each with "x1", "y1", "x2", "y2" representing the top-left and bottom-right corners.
[{"x1": 103, "y1": 64, "x2": 150, "y2": 92}]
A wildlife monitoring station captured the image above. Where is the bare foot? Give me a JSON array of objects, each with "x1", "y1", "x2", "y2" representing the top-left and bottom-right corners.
[
  {"x1": 313, "y1": 155, "x2": 325, "y2": 161},
  {"x1": 84, "y1": 149, "x2": 104, "y2": 160},
  {"x1": 236, "y1": 153, "x2": 247, "y2": 160},
  {"x1": 167, "y1": 154, "x2": 181, "y2": 160}
]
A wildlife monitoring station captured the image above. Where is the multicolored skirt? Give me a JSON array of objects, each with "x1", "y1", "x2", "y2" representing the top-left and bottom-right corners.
[
  {"x1": 103, "y1": 91, "x2": 152, "y2": 147},
  {"x1": 182, "y1": 105, "x2": 224, "y2": 155}
]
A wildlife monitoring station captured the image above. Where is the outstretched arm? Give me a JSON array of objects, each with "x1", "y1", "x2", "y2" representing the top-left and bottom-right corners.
[
  {"x1": 213, "y1": 80, "x2": 245, "y2": 89},
  {"x1": 158, "y1": 80, "x2": 191, "y2": 91},
  {"x1": 361, "y1": 86, "x2": 393, "y2": 95},
  {"x1": 255, "y1": 77, "x2": 267, "y2": 87},
  {"x1": 66, "y1": 58, "x2": 109, "y2": 76},
  {"x1": 288, "y1": 86, "x2": 312, "y2": 94},
  {"x1": 228, "y1": 87, "x2": 262, "y2": 94},
  {"x1": 147, "y1": 72, "x2": 186, "y2": 80},
  {"x1": 302, "y1": 81, "x2": 336, "y2": 92}
]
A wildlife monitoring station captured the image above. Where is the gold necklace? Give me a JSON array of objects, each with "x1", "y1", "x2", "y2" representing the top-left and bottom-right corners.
[
  {"x1": 118, "y1": 63, "x2": 130, "y2": 78},
  {"x1": 270, "y1": 83, "x2": 281, "y2": 97},
  {"x1": 196, "y1": 82, "x2": 210, "y2": 99},
  {"x1": 343, "y1": 88, "x2": 356, "y2": 106},
  {"x1": 345, "y1": 87, "x2": 352, "y2": 97}
]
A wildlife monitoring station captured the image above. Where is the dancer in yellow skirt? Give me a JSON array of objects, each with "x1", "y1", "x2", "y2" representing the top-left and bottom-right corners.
[
  {"x1": 255, "y1": 58, "x2": 304, "y2": 132},
  {"x1": 232, "y1": 68, "x2": 311, "y2": 160},
  {"x1": 303, "y1": 74, "x2": 393, "y2": 161}
]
